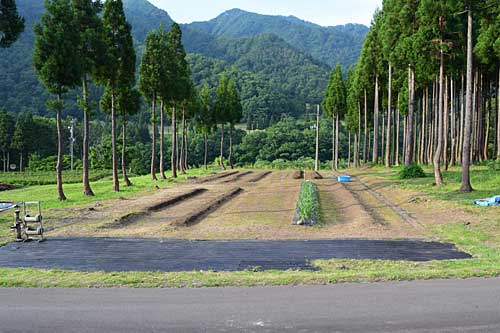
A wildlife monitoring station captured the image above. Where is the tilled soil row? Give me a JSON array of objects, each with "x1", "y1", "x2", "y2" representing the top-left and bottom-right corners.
[
  {"x1": 306, "y1": 171, "x2": 323, "y2": 180},
  {"x1": 195, "y1": 171, "x2": 239, "y2": 183},
  {"x1": 351, "y1": 176, "x2": 422, "y2": 228},
  {"x1": 171, "y1": 187, "x2": 243, "y2": 227},
  {"x1": 219, "y1": 171, "x2": 254, "y2": 183},
  {"x1": 247, "y1": 171, "x2": 272, "y2": 183},
  {"x1": 101, "y1": 188, "x2": 207, "y2": 229}
]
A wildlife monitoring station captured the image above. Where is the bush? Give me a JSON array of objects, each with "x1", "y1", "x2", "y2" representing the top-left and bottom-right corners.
[
  {"x1": 398, "y1": 164, "x2": 426, "y2": 179},
  {"x1": 487, "y1": 158, "x2": 500, "y2": 171}
]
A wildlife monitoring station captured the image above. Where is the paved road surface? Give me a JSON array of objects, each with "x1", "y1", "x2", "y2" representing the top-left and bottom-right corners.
[
  {"x1": 1, "y1": 278, "x2": 500, "y2": 332},
  {"x1": 0, "y1": 238, "x2": 471, "y2": 272}
]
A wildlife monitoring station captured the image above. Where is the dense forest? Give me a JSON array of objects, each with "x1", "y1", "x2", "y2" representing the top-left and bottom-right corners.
[
  {"x1": 0, "y1": 0, "x2": 367, "y2": 126},
  {"x1": 325, "y1": 0, "x2": 500, "y2": 192}
]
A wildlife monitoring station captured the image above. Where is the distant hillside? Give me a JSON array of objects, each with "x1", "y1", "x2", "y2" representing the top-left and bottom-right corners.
[
  {"x1": 189, "y1": 8, "x2": 368, "y2": 68},
  {"x1": 0, "y1": 0, "x2": 366, "y2": 127}
]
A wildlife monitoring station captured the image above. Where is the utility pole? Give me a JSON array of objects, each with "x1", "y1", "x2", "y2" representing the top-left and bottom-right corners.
[
  {"x1": 69, "y1": 119, "x2": 76, "y2": 171},
  {"x1": 315, "y1": 104, "x2": 320, "y2": 171}
]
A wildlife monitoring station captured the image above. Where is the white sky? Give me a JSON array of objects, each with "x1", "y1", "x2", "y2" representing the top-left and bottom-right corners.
[{"x1": 148, "y1": 0, "x2": 382, "y2": 27}]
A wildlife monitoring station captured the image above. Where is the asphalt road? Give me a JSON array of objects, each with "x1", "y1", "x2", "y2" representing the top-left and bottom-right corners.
[{"x1": 1, "y1": 278, "x2": 500, "y2": 332}]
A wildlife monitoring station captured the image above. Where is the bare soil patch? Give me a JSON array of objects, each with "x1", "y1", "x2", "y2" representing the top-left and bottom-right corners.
[
  {"x1": 195, "y1": 171, "x2": 239, "y2": 183},
  {"x1": 247, "y1": 171, "x2": 272, "y2": 183},
  {"x1": 172, "y1": 187, "x2": 243, "y2": 226},
  {"x1": 291, "y1": 170, "x2": 304, "y2": 179}
]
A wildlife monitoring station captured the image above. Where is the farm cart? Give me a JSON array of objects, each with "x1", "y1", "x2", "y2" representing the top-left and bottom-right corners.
[{"x1": 2, "y1": 201, "x2": 45, "y2": 242}]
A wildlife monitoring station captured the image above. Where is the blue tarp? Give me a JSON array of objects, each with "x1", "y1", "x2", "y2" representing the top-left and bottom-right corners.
[
  {"x1": 473, "y1": 196, "x2": 500, "y2": 207},
  {"x1": 0, "y1": 202, "x2": 16, "y2": 212}
]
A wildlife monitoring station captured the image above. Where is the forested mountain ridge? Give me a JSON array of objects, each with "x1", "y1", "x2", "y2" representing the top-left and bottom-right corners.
[
  {"x1": 0, "y1": 0, "x2": 366, "y2": 126},
  {"x1": 189, "y1": 8, "x2": 368, "y2": 68}
]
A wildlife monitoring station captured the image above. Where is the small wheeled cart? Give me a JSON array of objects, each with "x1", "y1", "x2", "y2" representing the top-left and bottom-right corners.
[{"x1": 10, "y1": 201, "x2": 45, "y2": 242}]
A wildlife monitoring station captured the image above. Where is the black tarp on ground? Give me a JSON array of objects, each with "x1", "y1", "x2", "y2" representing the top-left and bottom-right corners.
[{"x1": 0, "y1": 238, "x2": 471, "y2": 272}]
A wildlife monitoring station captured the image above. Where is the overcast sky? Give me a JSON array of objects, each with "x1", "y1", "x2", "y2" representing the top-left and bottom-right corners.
[{"x1": 148, "y1": 0, "x2": 382, "y2": 27}]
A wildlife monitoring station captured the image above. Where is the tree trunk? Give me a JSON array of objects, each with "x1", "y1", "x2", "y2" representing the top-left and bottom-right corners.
[
  {"x1": 335, "y1": 114, "x2": 339, "y2": 170},
  {"x1": 385, "y1": 63, "x2": 392, "y2": 167},
  {"x1": 396, "y1": 94, "x2": 400, "y2": 166},
  {"x1": 363, "y1": 89, "x2": 368, "y2": 163},
  {"x1": 229, "y1": 126, "x2": 234, "y2": 169},
  {"x1": 56, "y1": 92, "x2": 67, "y2": 200},
  {"x1": 150, "y1": 94, "x2": 158, "y2": 181},
  {"x1": 82, "y1": 77, "x2": 94, "y2": 196},
  {"x1": 220, "y1": 124, "x2": 226, "y2": 170},
  {"x1": 331, "y1": 114, "x2": 335, "y2": 170},
  {"x1": 122, "y1": 118, "x2": 132, "y2": 186},
  {"x1": 497, "y1": 66, "x2": 500, "y2": 159},
  {"x1": 450, "y1": 78, "x2": 456, "y2": 167},
  {"x1": 358, "y1": 101, "x2": 361, "y2": 167},
  {"x1": 204, "y1": 133, "x2": 208, "y2": 170},
  {"x1": 372, "y1": 75, "x2": 379, "y2": 164},
  {"x1": 183, "y1": 116, "x2": 188, "y2": 171},
  {"x1": 405, "y1": 66, "x2": 415, "y2": 166},
  {"x1": 460, "y1": 10, "x2": 474, "y2": 192},
  {"x1": 314, "y1": 106, "x2": 320, "y2": 172},
  {"x1": 159, "y1": 99, "x2": 166, "y2": 179},
  {"x1": 111, "y1": 85, "x2": 119, "y2": 192},
  {"x1": 171, "y1": 103, "x2": 178, "y2": 178},
  {"x1": 444, "y1": 77, "x2": 449, "y2": 170},
  {"x1": 348, "y1": 132, "x2": 351, "y2": 168},
  {"x1": 179, "y1": 107, "x2": 186, "y2": 174},
  {"x1": 433, "y1": 45, "x2": 445, "y2": 186}
]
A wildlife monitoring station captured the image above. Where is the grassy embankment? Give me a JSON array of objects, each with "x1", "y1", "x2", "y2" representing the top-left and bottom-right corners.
[{"x1": 0, "y1": 165, "x2": 500, "y2": 288}]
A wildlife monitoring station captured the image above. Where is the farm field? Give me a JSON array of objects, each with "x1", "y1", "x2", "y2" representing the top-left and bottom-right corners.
[{"x1": 0, "y1": 165, "x2": 499, "y2": 288}]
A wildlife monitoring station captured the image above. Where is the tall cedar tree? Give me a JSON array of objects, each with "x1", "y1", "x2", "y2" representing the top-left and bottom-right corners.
[
  {"x1": 138, "y1": 29, "x2": 164, "y2": 181},
  {"x1": 73, "y1": 0, "x2": 103, "y2": 196},
  {"x1": 0, "y1": 0, "x2": 24, "y2": 48},
  {"x1": 323, "y1": 64, "x2": 346, "y2": 170},
  {"x1": 197, "y1": 84, "x2": 216, "y2": 169},
  {"x1": 101, "y1": 84, "x2": 140, "y2": 186},
  {"x1": 167, "y1": 23, "x2": 189, "y2": 178},
  {"x1": 157, "y1": 25, "x2": 171, "y2": 180},
  {"x1": 214, "y1": 74, "x2": 230, "y2": 170},
  {"x1": 226, "y1": 78, "x2": 243, "y2": 169},
  {"x1": 96, "y1": 0, "x2": 135, "y2": 192},
  {"x1": 33, "y1": 0, "x2": 81, "y2": 201}
]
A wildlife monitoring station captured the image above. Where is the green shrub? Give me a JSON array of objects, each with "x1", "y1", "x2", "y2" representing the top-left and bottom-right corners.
[
  {"x1": 398, "y1": 164, "x2": 426, "y2": 179},
  {"x1": 487, "y1": 158, "x2": 500, "y2": 171}
]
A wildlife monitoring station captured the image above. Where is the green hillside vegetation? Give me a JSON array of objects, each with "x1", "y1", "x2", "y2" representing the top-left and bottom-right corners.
[
  {"x1": 190, "y1": 8, "x2": 368, "y2": 69},
  {"x1": 0, "y1": 0, "x2": 366, "y2": 126}
]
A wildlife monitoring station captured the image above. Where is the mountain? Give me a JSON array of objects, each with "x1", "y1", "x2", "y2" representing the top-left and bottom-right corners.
[
  {"x1": 189, "y1": 8, "x2": 369, "y2": 68},
  {"x1": 0, "y1": 0, "x2": 367, "y2": 127}
]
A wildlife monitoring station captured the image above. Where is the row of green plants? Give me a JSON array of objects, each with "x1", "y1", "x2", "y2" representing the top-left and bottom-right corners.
[{"x1": 296, "y1": 181, "x2": 319, "y2": 224}]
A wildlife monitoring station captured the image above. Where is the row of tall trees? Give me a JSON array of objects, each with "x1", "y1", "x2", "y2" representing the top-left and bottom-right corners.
[
  {"x1": 22, "y1": 0, "x2": 243, "y2": 200},
  {"x1": 326, "y1": 0, "x2": 500, "y2": 193}
]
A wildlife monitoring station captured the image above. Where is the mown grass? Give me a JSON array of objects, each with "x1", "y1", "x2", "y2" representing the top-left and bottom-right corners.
[
  {"x1": 370, "y1": 165, "x2": 500, "y2": 205},
  {"x1": 0, "y1": 165, "x2": 499, "y2": 288},
  {"x1": 0, "y1": 170, "x2": 112, "y2": 186}
]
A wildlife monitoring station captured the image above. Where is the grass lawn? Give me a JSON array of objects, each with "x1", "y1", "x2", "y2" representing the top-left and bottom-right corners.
[{"x1": 0, "y1": 165, "x2": 499, "y2": 288}]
